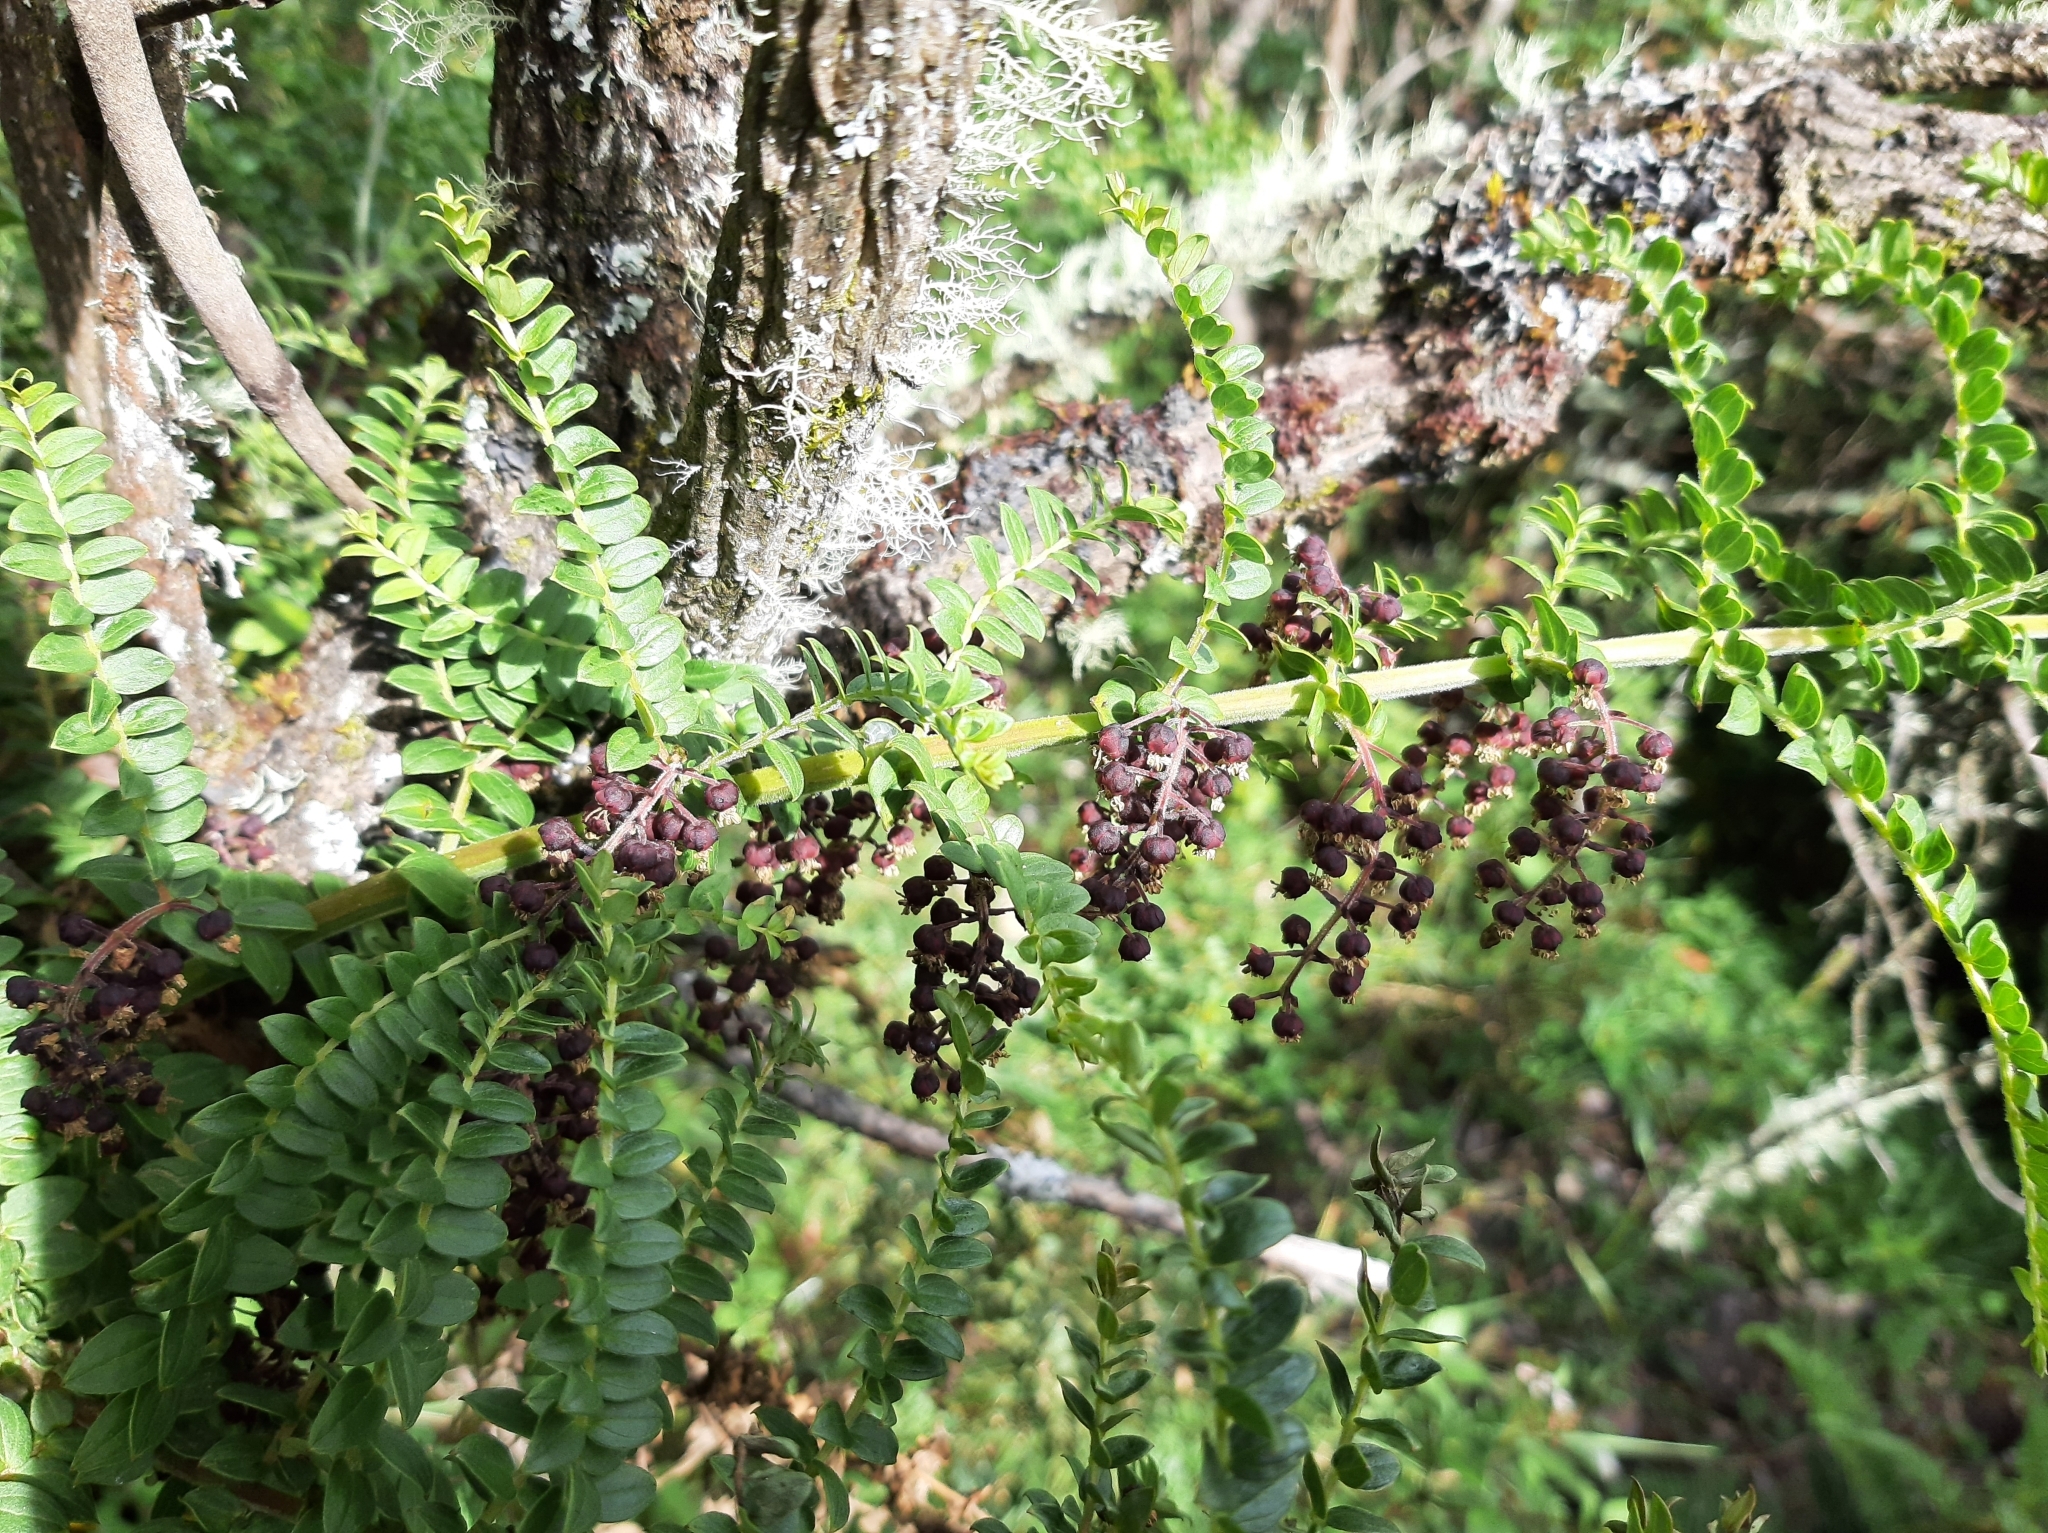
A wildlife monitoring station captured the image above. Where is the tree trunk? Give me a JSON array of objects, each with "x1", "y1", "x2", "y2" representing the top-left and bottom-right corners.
[
  {"x1": 653, "y1": 0, "x2": 993, "y2": 658},
  {"x1": 0, "y1": 0, "x2": 243, "y2": 758},
  {"x1": 474, "y1": 0, "x2": 746, "y2": 587},
  {"x1": 827, "y1": 25, "x2": 2048, "y2": 637}
]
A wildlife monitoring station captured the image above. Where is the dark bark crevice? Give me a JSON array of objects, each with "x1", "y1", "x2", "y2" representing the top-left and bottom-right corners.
[{"x1": 654, "y1": 0, "x2": 993, "y2": 656}]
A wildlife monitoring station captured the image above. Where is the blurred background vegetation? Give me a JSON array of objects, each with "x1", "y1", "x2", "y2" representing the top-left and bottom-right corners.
[{"x1": 8, "y1": 0, "x2": 2048, "y2": 1527}]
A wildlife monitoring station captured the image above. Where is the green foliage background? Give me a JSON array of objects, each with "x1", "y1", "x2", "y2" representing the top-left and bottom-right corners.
[{"x1": 7, "y1": 0, "x2": 2048, "y2": 1527}]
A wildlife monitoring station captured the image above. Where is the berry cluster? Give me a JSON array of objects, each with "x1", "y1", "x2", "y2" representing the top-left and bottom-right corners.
[
  {"x1": 1238, "y1": 534, "x2": 1404, "y2": 661},
  {"x1": 728, "y1": 789, "x2": 919, "y2": 922},
  {"x1": 1229, "y1": 669, "x2": 1665, "y2": 1042},
  {"x1": 887, "y1": 854, "x2": 1041, "y2": 1099},
  {"x1": 7, "y1": 906, "x2": 232, "y2": 1152},
  {"x1": 482, "y1": 750, "x2": 758, "y2": 975},
  {"x1": 1071, "y1": 715, "x2": 1254, "y2": 961},
  {"x1": 686, "y1": 927, "x2": 823, "y2": 1048}
]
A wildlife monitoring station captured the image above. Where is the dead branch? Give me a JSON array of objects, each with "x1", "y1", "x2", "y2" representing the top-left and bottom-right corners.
[
  {"x1": 771, "y1": 1071, "x2": 1385, "y2": 1300},
  {"x1": 68, "y1": 0, "x2": 370, "y2": 513}
]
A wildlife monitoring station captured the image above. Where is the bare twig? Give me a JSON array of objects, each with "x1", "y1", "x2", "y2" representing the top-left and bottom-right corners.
[
  {"x1": 769, "y1": 1072, "x2": 1387, "y2": 1300},
  {"x1": 69, "y1": 0, "x2": 370, "y2": 512},
  {"x1": 1826, "y1": 787, "x2": 2025, "y2": 1213}
]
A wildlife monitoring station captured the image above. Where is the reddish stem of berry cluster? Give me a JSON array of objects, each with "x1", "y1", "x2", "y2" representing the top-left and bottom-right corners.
[
  {"x1": 1070, "y1": 715, "x2": 1254, "y2": 962},
  {"x1": 1238, "y1": 533, "x2": 1404, "y2": 667}
]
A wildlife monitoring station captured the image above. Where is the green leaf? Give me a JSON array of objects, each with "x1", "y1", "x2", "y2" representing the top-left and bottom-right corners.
[
  {"x1": 1389, "y1": 1243, "x2": 1431, "y2": 1306},
  {"x1": 395, "y1": 851, "x2": 480, "y2": 919},
  {"x1": 1377, "y1": 1349, "x2": 1441, "y2": 1389},
  {"x1": 1780, "y1": 665, "x2": 1824, "y2": 731},
  {"x1": 0, "y1": 1393, "x2": 29, "y2": 1475},
  {"x1": 1204, "y1": 1196, "x2": 1293, "y2": 1263},
  {"x1": 1718, "y1": 685, "x2": 1762, "y2": 736},
  {"x1": 1959, "y1": 369, "x2": 2006, "y2": 424},
  {"x1": 1849, "y1": 740, "x2": 1889, "y2": 802},
  {"x1": 65, "y1": 1314, "x2": 161, "y2": 1395},
  {"x1": 26, "y1": 632, "x2": 95, "y2": 673},
  {"x1": 1411, "y1": 1233, "x2": 1486, "y2": 1270}
]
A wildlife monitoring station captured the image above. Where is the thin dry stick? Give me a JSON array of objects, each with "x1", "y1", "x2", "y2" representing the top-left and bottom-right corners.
[
  {"x1": 69, "y1": 0, "x2": 371, "y2": 511},
  {"x1": 1826, "y1": 787, "x2": 2025, "y2": 1213}
]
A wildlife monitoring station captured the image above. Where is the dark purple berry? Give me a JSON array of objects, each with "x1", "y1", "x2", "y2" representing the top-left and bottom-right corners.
[
  {"x1": 1572, "y1": 658, "x2": 1609, "y2": 688},
  {"x1": 1313, "y1": 845, "x2": 1348, "y2": 878},
  {"x1": 1244, "y1": 946, "x2": 1275, "y2": 978},
  {"x1": 541, "y1": 817, "x2": 580, "y2": 852},
  {"x1": 1280, "y1": 914, "x2": 1312, "y2": 946},
  {"x1": 1118, "y1": 932, "x2": 1152, "y2": 962},
  {"x1": 1140, "y1": 835, "x2": 1177, "y2": 866},
  {"x1": 1130, "y1": 902, "x2": 1165, "y2": 933},
  {"x1": 703, "y1": 781, "x2": 741, "y2": 813},
  {"x1": 1531, "y1": 924, "x2": 1563, "y2": 955},
  {"x1": 1279, "y1": 867, "x2": 1312, "y2": 899},
  {"x1": 884, "y1": 1021, "x2": 910, "y2": 1052},
  {"x1": 1507, "y1": 827, "x2": 1542, "y2": 860},
  {"x1": 5, "y1": 977, "x2": 40, "y2": 1009},
  {"x1": 1229, "y1": 994, "x2": 1257, "y2": 1021},
  {"x1": 1638, "y1": 730, "x2": 1674, "y2": 761},
  {"x1": 522, "y1": 942, "x2": 559, "y2": 973},
  {"x1": 912, "y1": 1066, "x2": 941, "y2": 1101},
  {"x1": 1273, "y1": 1010, "x2": 1305, "y2": 1043},
  {"x1": 1602, "y1": 759, "x2": 1644, "y2": 791},
  {"x1": 195, "y1": 908, "x2": 234, "y2": 942}
]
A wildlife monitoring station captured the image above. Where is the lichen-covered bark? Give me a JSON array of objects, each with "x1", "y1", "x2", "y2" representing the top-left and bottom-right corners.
[
  {"x1": 0, "y1": 0, "x2": 243, "y2": 758},
  {"x1": 477, "y1": 0, "x2": 746, "y2": 578},
  {"x1": 828, "y1": 24, "x2": 2048, "y2": 636},
  {"x1": 656, "y1": 0, "x2": 993, "y2": 657},
  {"x1": 3, "y1": 2, "x2": 399, "y2": 880}
]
